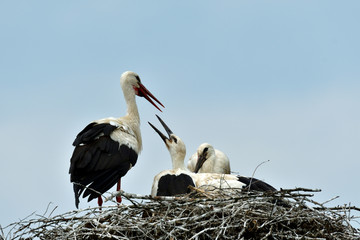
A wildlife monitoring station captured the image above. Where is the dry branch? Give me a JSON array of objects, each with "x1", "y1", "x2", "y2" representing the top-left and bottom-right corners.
[{"x1": 1, "y1": 188, "x2": 359, "y2": 240}]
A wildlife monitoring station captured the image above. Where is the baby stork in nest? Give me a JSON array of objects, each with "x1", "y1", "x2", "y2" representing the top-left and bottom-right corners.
[
  {"x1": 187, "y1": 143, "x2": 231, "y2": 174},
  {"x1": 148, "y1": 115, "x2": 276, "y2": 197}
]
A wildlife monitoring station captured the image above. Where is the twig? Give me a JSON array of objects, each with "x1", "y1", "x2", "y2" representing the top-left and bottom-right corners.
[{"x1": 248, "y1": 160, "x2": 270, "y2": 193}]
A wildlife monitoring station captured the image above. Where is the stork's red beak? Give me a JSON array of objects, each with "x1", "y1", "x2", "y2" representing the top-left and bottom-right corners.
[{"x1": 137, "y1": 83, "x2": 164, "y2": 112}]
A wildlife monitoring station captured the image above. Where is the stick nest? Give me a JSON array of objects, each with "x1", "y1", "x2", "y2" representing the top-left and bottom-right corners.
[{"x1": 2, "y1": 188, "x2": 360, "y2": 240}]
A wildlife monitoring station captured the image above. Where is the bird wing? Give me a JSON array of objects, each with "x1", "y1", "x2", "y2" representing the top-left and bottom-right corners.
[
  {"x1": 69, "y1": 121, "x2": 138, "y2": 207},
  {"x1": 194, "y1": 173, "x2": 245, "y2": 189},
  {"x1": 237, "y1": 176, "x2": 277, "y2": 192},
  {"x1": 151, "y1": 169, "x2": 195, "y2": 197},
  {"x1": 214, "y1": 150, "x2": 231, "y2": 174},
  {"x1": 194, "y1": 174, "x2": 276, "y2": 193}
]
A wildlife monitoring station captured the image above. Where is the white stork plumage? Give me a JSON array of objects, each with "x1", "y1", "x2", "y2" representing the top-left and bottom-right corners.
[
  {"x1": 69, "y1": 71, "x2": 164, "y2": 208},
  {"x1": 148, "y1": 116, "x2": 276, "y2": 197},
  {"x1": 187, "y1": 143, "x2": 231, "y2": 174},
  {"x1": 148, "y1": 116, "x2": 194, "y2": 196}
]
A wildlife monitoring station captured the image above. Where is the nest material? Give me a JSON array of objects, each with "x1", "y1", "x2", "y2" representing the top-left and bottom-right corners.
[{"x1": 2, "y1": 188, "x2": 360, "y2": 240}]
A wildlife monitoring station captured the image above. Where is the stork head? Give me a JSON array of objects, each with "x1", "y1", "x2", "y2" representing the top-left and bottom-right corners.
[
  {"x1": 148, "y1": 115, "x2": 186, "y2": 164},
  {"x1": 120, "y1": 71, "x2": 164, "y2": 111},
  {"x1": 194, "y1": 143, "x2": 215, "y2": 173}
]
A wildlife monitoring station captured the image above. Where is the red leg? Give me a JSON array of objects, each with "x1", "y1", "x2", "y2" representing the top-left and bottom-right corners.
[
  {"x1": 98, "y1": 196, "x2": 103, "y2": 210},
  {"x1": 116, "y1": 179, "x2": 122, "y2": 204}
]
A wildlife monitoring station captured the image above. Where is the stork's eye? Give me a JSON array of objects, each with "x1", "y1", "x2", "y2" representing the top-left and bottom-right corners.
[
  {"x1": 135, "y1": 75, "x2": 141, "y2": 82},
  {"x1": 172, "y1": 136, "x2": 178, "y2": 143},
  {"x1": 203, "y1": 147, "x2": 208, "y2": 153}
]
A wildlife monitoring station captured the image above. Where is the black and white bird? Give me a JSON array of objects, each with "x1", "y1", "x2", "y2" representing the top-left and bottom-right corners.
[
  {"x1": 187, "y1": 143, "x2": 231, "y2": 174},
  {"x1": 148, "y1": 116, "x2": 276, "y2": 197},
  {"x1": 69, "y1": 71, "x2": 164, "y2": 208},
  {"x1": 148, "y1": 116, "x2": 194, "y2": 197}
]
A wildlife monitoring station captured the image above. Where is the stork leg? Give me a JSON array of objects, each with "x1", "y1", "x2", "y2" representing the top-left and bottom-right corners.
[
  {"x1": 97, "y1": 196, "x2": 103, "y2": 210},
  {"x1": 116, "y1": 179, "x2": 122, "y2": 204}
]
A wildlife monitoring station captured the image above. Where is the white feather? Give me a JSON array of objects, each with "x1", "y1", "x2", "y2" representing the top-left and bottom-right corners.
[{"x1": 187, "y1": 143, "x2": 231, "y2": 174}]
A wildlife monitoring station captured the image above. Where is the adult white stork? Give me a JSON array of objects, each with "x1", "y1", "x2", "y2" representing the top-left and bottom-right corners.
[
  {"x1": 148, "y1": 116, "x2": 276, "y2": 197},
  {"x1": 187, "y1": 143, "x2": 231, "y2": 174},
  {"x1": 69, "y1": 71, "x2": 164, "y2": 208}
]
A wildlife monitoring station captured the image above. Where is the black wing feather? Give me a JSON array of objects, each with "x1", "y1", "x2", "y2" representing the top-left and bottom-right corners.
[
  {"x1": 156, "y1": 174, "x2": 195, "y2": 196},
  {"x1": 237, "y1": 176, "x2": 277, "y2": 192},
  {"x1": 73, "y1": 123, "x2": 117, "y2": 146},
  {"x1": 69, "y1": 122, "x2": 138, "y2": 208}
]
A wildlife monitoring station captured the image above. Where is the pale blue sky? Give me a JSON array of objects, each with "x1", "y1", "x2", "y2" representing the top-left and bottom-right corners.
[{"x1": 1, "y1": 1, "x2": 360, "y2": 231}]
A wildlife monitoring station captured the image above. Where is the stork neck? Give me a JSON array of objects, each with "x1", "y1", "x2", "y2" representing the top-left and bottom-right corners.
[
  {"x1": 203, "y1": 156, "x2": 215, "y2": 172},
  {"x1": 171, "y1": 154, "x2": 186, "y2": 170},
  {"x1": 125, "y1": 96, "x2": 140, "y2": 121},
  {"x1": 122, "y1": 89, "x2": 142, "y2": 152},
  {"x1": 121, "y1": 80, "x2": 140, "y2": 121}
]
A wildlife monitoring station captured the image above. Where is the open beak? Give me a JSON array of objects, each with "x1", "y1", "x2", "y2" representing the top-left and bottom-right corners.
[
  {"x1": 194, "y1": 152, "x2": 207, "y2": 173},
  {"x1": 148, "y1": 115, "x2": 173, "y2": 145},
  {"x1": 137, "y1": 83, "x2": 165, "y2": 112}
]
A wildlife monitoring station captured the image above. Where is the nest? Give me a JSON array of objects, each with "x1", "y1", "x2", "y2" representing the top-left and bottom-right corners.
[{"x1": 2, "y1": 188, "x2": 359, "y2": 240}]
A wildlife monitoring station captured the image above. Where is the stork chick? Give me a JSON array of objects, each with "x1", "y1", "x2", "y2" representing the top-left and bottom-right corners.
[
  {"x1": 188, "y1": 143, "x2": 231, "y2": 174},
  {"x1": 149, "y1": 115, "x2": 276, "y2": 197}
]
